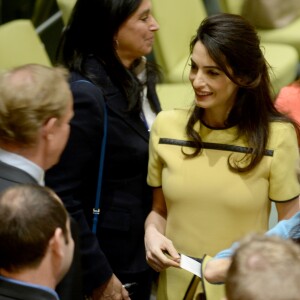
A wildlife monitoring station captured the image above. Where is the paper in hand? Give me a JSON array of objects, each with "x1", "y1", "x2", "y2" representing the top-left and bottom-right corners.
[{"x1": 180, "y1": 254, "x2": 202, "y2": 278}]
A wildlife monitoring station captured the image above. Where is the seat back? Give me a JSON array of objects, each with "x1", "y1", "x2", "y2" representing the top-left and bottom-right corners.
[
  {"x1": 151, "y1": 0, "x2": 298, "y2": 90},
  {"x1": 0, "y1": 19, "x2": 51, "y2": 70},
  {"x1": 218, "y1": 0, "x2": 244, "y2": 14},
  {"x1": 152, "y1": 0, "x2": 207, "y2": 82},
  {"x1": 56, "y1": 0, "x2": 76, "y2": 25},
  {"x1": 219, "y1": 0, "x2": 300, "y2": 57}
]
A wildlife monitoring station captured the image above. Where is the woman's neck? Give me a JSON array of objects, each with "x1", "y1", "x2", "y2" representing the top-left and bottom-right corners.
[{"x1": 201, "y1": 114, "x2": 227, "y2": 128}]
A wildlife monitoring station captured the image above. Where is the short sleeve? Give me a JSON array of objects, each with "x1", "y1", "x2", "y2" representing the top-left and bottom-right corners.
[
  {"x1": 269, "y1": 123, "x2": 300, "y2": 201},
  {"x1": 147, "y1": 112, "x2": 164, "y2": 187}
]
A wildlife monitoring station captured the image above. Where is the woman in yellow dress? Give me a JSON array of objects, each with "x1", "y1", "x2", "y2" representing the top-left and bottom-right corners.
[{"x1": 144, "y1": 13, "x2": 300, "y2": 300}]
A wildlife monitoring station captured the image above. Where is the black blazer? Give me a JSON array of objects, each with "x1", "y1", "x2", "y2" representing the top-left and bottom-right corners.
[
  {"x1": 0, "y1": 276, "x2": 57, "y2": 300},
  {"x1": 0, "y1": 161, "x2": 83, "y2": 300},
  {"x1": 46, "y1": 57, "x2": 161, "y2": 294}
]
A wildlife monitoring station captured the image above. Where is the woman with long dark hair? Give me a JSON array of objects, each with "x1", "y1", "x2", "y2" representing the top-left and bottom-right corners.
[
  {"x1": 46, "y1": 0, "x2": 160, "y2": 299},
  {"x1": 144, "y1": 13, "x2": 300, "y2": 299}
]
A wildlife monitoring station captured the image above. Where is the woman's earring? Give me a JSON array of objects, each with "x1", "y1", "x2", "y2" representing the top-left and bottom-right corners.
[{"x1": 113, "y1": 39, "x2": 119, "y2": 50}]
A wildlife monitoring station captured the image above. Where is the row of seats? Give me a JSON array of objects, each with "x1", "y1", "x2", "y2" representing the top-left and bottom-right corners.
[
  {"x1": 152, "y1": 0, "x2": 300, "y2": 107},
  {"x1": 219, "y1": 0, "x2": 300, "y2": 57},
  {"x1": 151, "y1": 0, "x2": 299, "y2": 107},
  {"x1": 0, "y1": 19, "x2": 51, "y2": 69},
  {"x1": 0, "y1": 0, "x2": 299, "y2": 111}
]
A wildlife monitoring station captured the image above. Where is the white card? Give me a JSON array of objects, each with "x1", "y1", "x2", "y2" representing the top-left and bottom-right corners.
[{"x1": 180, "y1": 254, "x2": 202, "y2": 278}]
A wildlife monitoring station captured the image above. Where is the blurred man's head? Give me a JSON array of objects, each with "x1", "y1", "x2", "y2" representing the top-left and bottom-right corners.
[
  {"x1": 0, "y1": 64, "x2": 73, "y2": 169},
  {"x1": 0, "y1": 184, "x2": 74, "y2": 285},
  {"x1": 225, "y1": 234, "x2": 300, "y2": 300}
]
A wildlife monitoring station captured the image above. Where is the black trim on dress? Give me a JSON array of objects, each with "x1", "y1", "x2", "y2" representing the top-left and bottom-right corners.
[{"x1": 158, "y1": 138, "x2": 274, "y2": 156}]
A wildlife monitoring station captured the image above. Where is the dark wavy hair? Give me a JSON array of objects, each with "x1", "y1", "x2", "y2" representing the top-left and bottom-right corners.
[
  {"x1": 56, "y1": 0, "x2": 161, "y2": 112},
  {"x1": 185, "y1": 13, "x2": 299, "y2": 172}
]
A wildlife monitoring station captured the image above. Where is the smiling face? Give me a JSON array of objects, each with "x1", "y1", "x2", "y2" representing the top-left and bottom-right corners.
[
  {"x1": 189, "y1": 41, "x2": 239, "y2": 127},
  {"x1": 115, "y1": 0, "x2": 159, "y2": 68}
]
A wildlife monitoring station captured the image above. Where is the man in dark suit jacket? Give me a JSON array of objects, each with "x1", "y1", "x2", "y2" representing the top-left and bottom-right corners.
[
  {"x1": 0, "y1": 64, "x2": 82, "y2": 300},
  {"x1": 0, "y1": 184, "x2": 75, "y2": 300}
]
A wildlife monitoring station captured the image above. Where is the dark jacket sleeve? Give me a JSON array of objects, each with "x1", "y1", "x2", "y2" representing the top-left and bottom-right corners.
[{"x1": 46, "y1": 79, "x2": 113, "y2": 294}]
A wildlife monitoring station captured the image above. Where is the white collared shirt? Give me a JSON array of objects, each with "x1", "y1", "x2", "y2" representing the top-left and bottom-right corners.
[
  {"x1": 134, "y1": 57, "x2": 157, "y2": 131},
  {"x1": 0, "y1": 148, "x2": 44, "y2": 186}
]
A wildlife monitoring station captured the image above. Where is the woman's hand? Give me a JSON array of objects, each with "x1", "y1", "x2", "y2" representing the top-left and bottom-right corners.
[
  {"x1": 144, "y1": 187, "x2": 180, "y2": 272},
  {"x1": 145, "y1": 225, "x2": 180, "y2": 272}
]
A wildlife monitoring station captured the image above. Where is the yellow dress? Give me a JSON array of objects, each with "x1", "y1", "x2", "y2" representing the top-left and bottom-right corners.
[{"x1": 147, "y1": 108, "x2": 300, "y2": 300}]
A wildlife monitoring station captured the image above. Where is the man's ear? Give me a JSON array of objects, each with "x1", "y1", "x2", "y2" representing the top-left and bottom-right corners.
[
  {"x1": 49, "y1": 227, "x2": 65, "y2": 259},
  {"x1": 42, "y1": 117, "x2": 58, "y2": 140}
]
